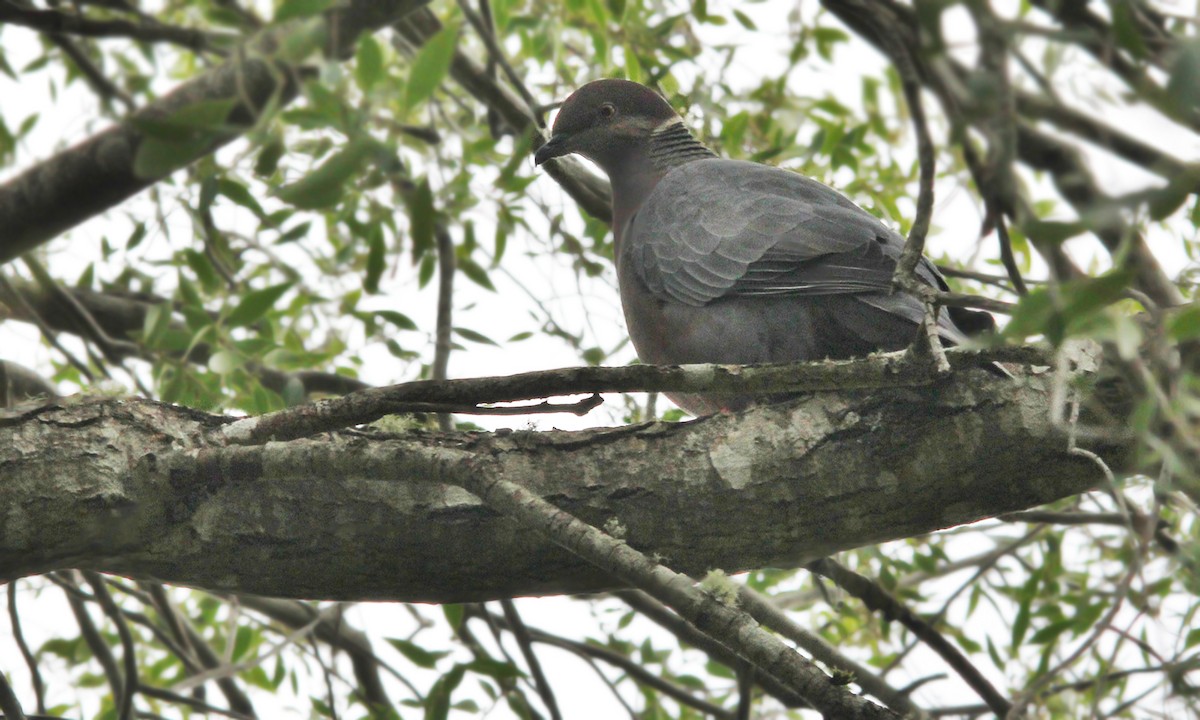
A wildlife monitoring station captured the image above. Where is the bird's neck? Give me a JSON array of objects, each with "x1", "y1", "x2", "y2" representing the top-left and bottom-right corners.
[
  {"x1": 610, "y1": 120, "x2": 716, "y2": 258},
  {"x1": 647, "y1": 119, "x2": 717, "y2": 171}
]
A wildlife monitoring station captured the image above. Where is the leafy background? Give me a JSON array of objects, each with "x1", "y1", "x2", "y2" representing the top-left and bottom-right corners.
[{"x1": 1, "y1": 0, "x2": 1199, "y2": 717}]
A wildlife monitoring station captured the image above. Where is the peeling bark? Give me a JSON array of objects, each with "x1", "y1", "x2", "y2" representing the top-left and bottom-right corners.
[{"x1": 0, "y1": 371, "x2": 1126, "y2": 602}]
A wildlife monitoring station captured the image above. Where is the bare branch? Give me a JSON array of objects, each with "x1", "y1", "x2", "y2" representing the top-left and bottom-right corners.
[
  {"x1": 0, "y1": 2, "x2": 232, "y2": 53},
  {"x1": 806, "y1": 558, "x2": 1011, "y2": 716},
  {"x1": 218, "y1": 345, "x2": 1049, "y2": 445},
  {"x1": 0, "y1": 0, "x2": 434, "y2": 264},
  {"x1": 6, "y1": 583, "x2": 45, "y2": 715},
  {"x1": 453, "y1": 459, "x2": 902, "y2": 717}
]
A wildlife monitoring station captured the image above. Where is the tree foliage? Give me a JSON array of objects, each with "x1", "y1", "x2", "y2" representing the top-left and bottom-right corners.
[{"x1": 0, "y1": 0, "x2": 1198, "y2": 718}]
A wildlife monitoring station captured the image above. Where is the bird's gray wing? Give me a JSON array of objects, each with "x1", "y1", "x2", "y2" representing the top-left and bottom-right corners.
[
  {"x1": 627, "y1": 158, "x2": 947, "y2": 304},
  {"x1": 626, "y1": 158, "x2": 965, "y2": 339}
]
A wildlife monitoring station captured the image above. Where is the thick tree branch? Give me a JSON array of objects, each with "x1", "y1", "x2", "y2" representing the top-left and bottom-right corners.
[
  {"x1": 0, "y1": 370, "x2": 1125, "y2": 601},
  {"x1": 0, "y1": 0, "x2": 432, "y2": 264},
  {"x1": 0, "y1": 360, "x2": 58, "y2": 405},
  {"x1": 0, "y1": 280, "x2": 369, "y2": 398},
  {"x1": 450, "y1": 446, "x2": 902, "y2": 718},
  {"x1": 0, "y1": 2, "x2": 231, "y2": 52}
]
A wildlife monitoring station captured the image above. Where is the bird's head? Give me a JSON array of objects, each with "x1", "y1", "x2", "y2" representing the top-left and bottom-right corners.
[{"x1": 534, "y1": 79, "x2": 681, "y2": 173}]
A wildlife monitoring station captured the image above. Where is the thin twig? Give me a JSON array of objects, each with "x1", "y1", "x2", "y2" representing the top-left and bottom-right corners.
[
  {"x1": 738, "y1": 587, "x2": 926, "y2": 718},
  {"x1": 806, "y1": 558, "x2": 1012, "y2": 717},
  {"x1": 499, "y1": 600, "x2": 563, "y2": 720},
  {"x1": 881, "y1": 526, "x2": 1045, "y2": 677},
  {"x1": 83, "y1": 572, "x2": 138, "y2": 720},
  {"x1": 453, "y1": 613, "x2": 545, "y2": 719},
  {"x1": 615, "y1": 590, "x2": 809, "y2": 710},
  {"x1": 219, "y1": 345, "x2": 1047, "y2": 444},
  {"x1": 62, "y1": 573, "x2": 125, "y2": 712},
  {"x1": 168, "y1": 609, "x2": 324, "y2": 693},
  {"x1": 49, "y1": 34, "x2": 135, "y2": 110},
  {"x1": 7, "y1": 583, "x2": 45, "y2": 715},
  {"x1": 0, "y1": 661, "x2": 28, "y2": 720},
  {"x1": 736, "y1": 662, "x2": 754, "y2": 720},
  {"x1": 433, "y1": 225, "x2": 456, "y2": 432},
  {"x1": 22, "y1": 257, "x2": 141, "y2": 362},
  {"x1": 135, "y1": 683, "x2": 256, "y2": 720},
  {"x1": 849, "y1": 0, "x2": 935, "y2": 289},
  {"x1": 0, "y1": 3, "x2": 230, "y2": 54},
  {"x1": 0, "y1": 272, "x2": 98, "y2": 382},
  {"x1": 454, "y1": 0, "x2": 544, "y2": 128},
  {"x1": 999, "y1": 510, "x2": 1129, "y2": 526}
]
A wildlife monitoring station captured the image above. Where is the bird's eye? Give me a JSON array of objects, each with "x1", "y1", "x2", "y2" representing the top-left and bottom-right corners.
[{"x1": 599, "y1": 103, "x2": 616, "y2": 119}]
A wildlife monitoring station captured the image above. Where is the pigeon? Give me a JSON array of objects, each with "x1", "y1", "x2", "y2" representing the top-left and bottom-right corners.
[{"x1": 534, "y1": 79, "x2": 993, "y2": 414}]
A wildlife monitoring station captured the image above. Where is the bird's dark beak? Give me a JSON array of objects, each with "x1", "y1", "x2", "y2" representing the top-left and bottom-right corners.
[{"x1": 534, "y1": 132, "x2": 572, "y2": 165}]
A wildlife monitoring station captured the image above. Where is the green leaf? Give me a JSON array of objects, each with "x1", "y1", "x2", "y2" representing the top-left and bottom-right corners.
[
  {"x1": 1029, "y1": 619, "x2": 1072, "y2": 645},
  {"x1": 442, "y1": 604, "x2": 464, "y2": 629},
  {"x1": 465, "y1": 658, "x2": 523, "y2": 680},
  {"x1": 492, "y1": 222, "x2": 508, "y2": 266},
  {"x1": 404, "y1": 23, "x2": 459, "y2": 112},
  {"x1": 142, "y1": 302, "x2": 174, "y2": 349},
  {"x1": 177, "y1": 270, "x2": 203, "y2": 309},
  {"x1": 277, "y1": 136, "x2": 376, "y2": 209},
  {"x1": 356, "y1": 34, "x2": 385, "y2": 91},
  {"x1": 38, "y1": 637, "x2": 86, "y2": 663},
  {"x1": 133, "y1": 96, "x2": 236, "y2": 177},
  {"x1": 134, "y1": 135, "x2": 215, "y2": 179},
  {"x1": 131, "y1": 98, "x2": 238, "y2": 141},
  {"x1": 17, "y1": 113, "x2": 38, "y2": 138},
  {"x1": 1146, "y1": 165, "x2": 1200, "y2": 220},
  {"x1": 406, "y1": 178, "x2": 436, "y2": 262},
  {"x1": 417, "y1": 253, "x2": 436, "y2": 288},
  {"x1": 226, "y1": 282, "x2": 293, "y2": 328},
  {"x1": 1167, "y1": 40, "x2": 1200, "y2": 119},
  {"x1": 1169, "y1": 305, "x2": 1200, "y2": 341},
  {"x1": 218, "y1": 178, "x2": 267, "y2": 219},
  {"x1": 375, "y1": 310, "x2": 417, "y2": 330},
  {"x1": 1110, "y1": 0, "x2": 1147, "y2": 58},
  {"x1": 425, "y1": 665, "x2": 465, "y2": 720},
  {"x1": 365, "y1": 226, "x2": 385, "y2": 294},
  {"x1": 76, "y1": 263, "x2": 95, "y2": 288},
  {"x1": 275, "y1": 0, "x2": 336, "y2": 23},
  {"x1": 208, "y1": 350, "x2": 241, "y2": 374},
  {"x1": 623, "y1": 43, "x2": 642, "y2": 83},
  {"x1": 1003, "y1": 270, "x2": 1135, "y2": 344},
  {"x1": 386, "y1": 638, "x2": 448, "y2": 669},
  {"x1": 255, "y1": 137, "x2": 285, "y2": 177},
  {"x1": 231, "y1": 625, "x2": 256, "y2": 660},
  {"x1": 457, "y1": 256, "x2": 496, "y2": 291},
  {"x1": 1020, "y1": 219, "x2": 1086, "y2": 246},
  {"x1": 126, "y1": 222, "x2": 147, "y2": 250},
  {"x1": 1011, "y1": 596, "x2": 1031, "y2": 651},
  {"x1": 277, "y1": 221, "x2": 311, "y2": 243},
  {"x1": 454, "y1": 327, "x2": 498, "y2": 346}
]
